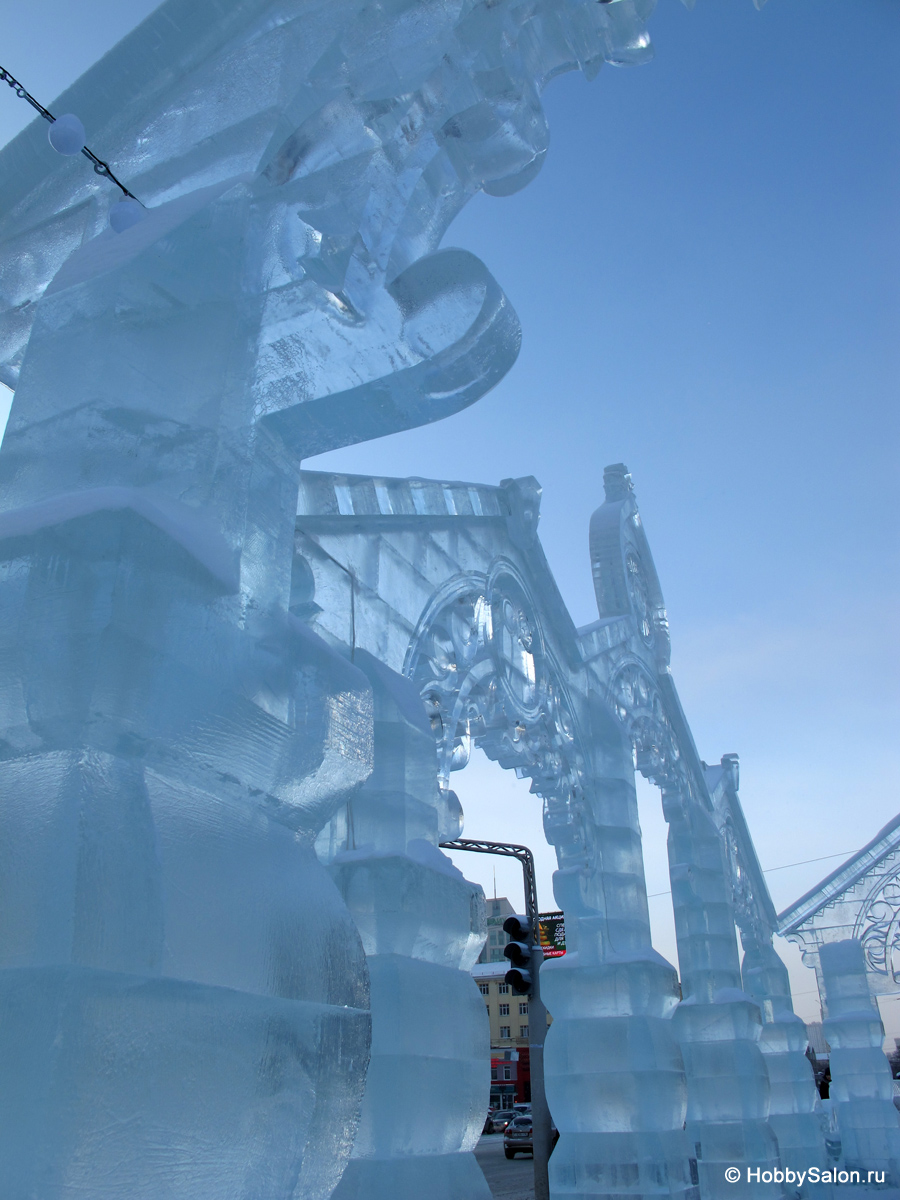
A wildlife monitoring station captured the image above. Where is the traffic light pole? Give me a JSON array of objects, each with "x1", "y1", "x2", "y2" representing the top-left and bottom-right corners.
[{"x1": 439, "y1": 838, "x2": 552, "y2": 1200}]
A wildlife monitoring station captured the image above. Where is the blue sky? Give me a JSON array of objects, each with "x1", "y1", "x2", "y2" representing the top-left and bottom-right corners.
[{"x1": 2, "y1": 0, "x2": 898, "y2": 1026}]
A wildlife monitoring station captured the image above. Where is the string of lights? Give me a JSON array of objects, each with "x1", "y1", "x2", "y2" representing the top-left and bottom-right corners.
[{"x1": 1, "y1": 64, "x2": 142, "y2": 204}]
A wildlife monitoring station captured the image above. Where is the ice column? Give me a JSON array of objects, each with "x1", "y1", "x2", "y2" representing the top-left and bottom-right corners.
[
  {"x1": 322, "y1": 651, "x2": 490, "y2": 1200},
  {"x1": 818, "y1": 939, "x2": 900, "y2": 1184},
  {"x1": 0, "y1": 186, "x2": 375, "y2": 1199},
  {"x1": 541, "y1": 720, "x2": 699, "y2": 1199},
  {"x1": 741, "y1": 934, "x2": 831, "y2": 1193},
  {"x1": 664, "y1": 788, "x2": 783, "y2": 1198}
]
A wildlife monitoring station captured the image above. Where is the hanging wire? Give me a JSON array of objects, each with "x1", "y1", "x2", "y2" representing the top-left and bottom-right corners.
[
  {"x1": 0, "y1": 64, "x2": 143, "y2": 204},
  {"x1": 646, "y1": 849, "x2": 854, "y2": 899}
]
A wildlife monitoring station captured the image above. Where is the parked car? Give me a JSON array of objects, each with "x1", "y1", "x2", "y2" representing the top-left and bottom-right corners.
[
  {"x1": 504, "y1": 1114, "x2": 533, "y2": 1158},
  {"x1": 502, "y1": 1113, "x2": 560, "y2": 1158},
  {"x1": 489, "y1": 1109, "x2": 515, "y2": 1133}
]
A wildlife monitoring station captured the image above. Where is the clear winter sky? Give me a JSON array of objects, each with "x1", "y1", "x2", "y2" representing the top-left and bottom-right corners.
[{"x1": 1, "y1": 1, "x2": 898, "y2": 1028}]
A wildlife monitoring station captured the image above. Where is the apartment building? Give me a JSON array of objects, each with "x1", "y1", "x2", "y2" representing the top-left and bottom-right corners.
[
  {"x1": 472, "y1": 896, "x2": 553, "y2": 1048},
  {"x1": 472, "y1": 896, "x2": 557, "y2": 1108},
  {"x1": 472, "y1": 959, "x2": 534, "y2": 1047},
  {"x1": 477, "y1": 895, "x2": 516, "y2": 965}
]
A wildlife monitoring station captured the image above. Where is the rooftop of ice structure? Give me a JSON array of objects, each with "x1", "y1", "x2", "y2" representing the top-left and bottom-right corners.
[
  {"x1": 778, "y1": 811, "x2": 900, "y2": 934},
  {"x1": 297, "y1": 469, "x2": 518, "y2": 521}
]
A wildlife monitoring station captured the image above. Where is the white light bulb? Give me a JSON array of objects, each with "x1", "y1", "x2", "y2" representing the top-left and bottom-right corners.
[
  {"x1": 48, "y1": 114, "x2": 85, "y2": 156},
  {"x1": 109, "y1": 199, "x2": 145, "y2": 233}
]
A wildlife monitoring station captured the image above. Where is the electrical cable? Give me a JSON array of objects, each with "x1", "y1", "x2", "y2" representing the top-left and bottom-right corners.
[{"x1": 647, "y1": 849, "x2": 854, "y2": 899}]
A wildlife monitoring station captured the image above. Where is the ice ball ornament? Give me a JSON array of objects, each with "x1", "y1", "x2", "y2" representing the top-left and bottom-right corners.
[
  {"x1": 109, "y1": 198, "x2": 145, "y2": 233},
  {"x1": 47, "y1": 113, "x2": 85, "y2": 155}
]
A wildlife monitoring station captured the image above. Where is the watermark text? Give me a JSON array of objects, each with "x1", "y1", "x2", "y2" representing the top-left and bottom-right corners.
[{"x1": 724, "y1": 1167, "x2": 886, "y2": 1186}]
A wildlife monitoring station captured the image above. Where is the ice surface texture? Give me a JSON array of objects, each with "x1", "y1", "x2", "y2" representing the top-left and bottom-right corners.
[{"x1": 0, "y1": 0, "x2": 661, "y2": 1197}]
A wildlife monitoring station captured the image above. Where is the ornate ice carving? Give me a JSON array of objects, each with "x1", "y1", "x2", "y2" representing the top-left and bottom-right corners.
[
  {"x1": 609, "y1": 661, "x2": 685, "y2": 792},
  {"x1": 855, "y1": 866, "x2": 900, "y2": 984},
  {"x1": 590, "y1": 464, "x2": 671, "y2": 669},
  {"x1": 723, "y1": 815, "x2": 756, "y2": 928},
  {"x1": 706, "y1": 757, "x2": 779, "y2": 949},
  {"x1": 625, "y1": 550, "x2": 656, "y2": 648},
  {"x1": 404, "y1": 564, "x2": 587, "y2": 862}
]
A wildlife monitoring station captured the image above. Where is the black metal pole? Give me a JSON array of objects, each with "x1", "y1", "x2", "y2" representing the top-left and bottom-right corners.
[{"x1": 440, "y1": 838, "x2": 552, "y2": 1200}]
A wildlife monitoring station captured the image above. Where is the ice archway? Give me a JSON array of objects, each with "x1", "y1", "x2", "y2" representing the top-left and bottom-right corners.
[{"x1": 299, "y1": 463, "x2": 834, "y2": 1198}]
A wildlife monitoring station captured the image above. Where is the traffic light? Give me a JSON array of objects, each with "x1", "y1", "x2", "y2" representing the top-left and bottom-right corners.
[{"x1": 502, "y1": 914, "x2": 534, "y2": 995}]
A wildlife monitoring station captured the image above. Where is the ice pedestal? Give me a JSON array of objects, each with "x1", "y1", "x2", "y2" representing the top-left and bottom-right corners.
[
  {"x1": 542, "y1": 771, "x2": 698, "y2": 1200},
  {"x1": 0, "y1": 508, "x2": 374, "y2": 1198},
  {"x1": 321, "y1": 654, "x2": 490, "y2": 1200},
  {"x1": 741, "y1": 936, "x2": 831, "y2": 1196},
  {"x1": 819, "y1": 939, "x2": 900, "y2": 1185},
  {"x1": 542, "y1": 950, "x2": 698, "y2": 1199},
  {"x1": 664, "y1": 794, "x2": 783, "y2": 1199}
]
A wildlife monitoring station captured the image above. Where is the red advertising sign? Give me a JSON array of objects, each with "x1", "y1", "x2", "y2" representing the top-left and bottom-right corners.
[{"x1": 538, "y1": 911, "x2": 566, "y2": 958}]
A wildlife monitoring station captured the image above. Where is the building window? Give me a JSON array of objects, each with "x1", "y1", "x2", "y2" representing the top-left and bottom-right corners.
[
  {"x1": 519, "y1": 1002, "x2": 528, "y2": 1014},
  {"x1": 519, "y1": 1025, "x2": 529, "y2": 1037},
  {"x1": 503, "y1": 1065, "x2": 512, "y2": 1080},
  {"x1": 479, "y1": 983, "x2": 489, "y2": 995},
  {"x1": 491, "y1": 1067, "x2": 498, "y2": 1080},
  {"x1": 500, "y1": 1026, "x2": 511, "y2": 1038},
  {"x1": 498, "y1": 983, "x2": 509, "y2": 994},
  {"x1": 499, "y1": 1003, "x2": 509, "y2": 1016}
]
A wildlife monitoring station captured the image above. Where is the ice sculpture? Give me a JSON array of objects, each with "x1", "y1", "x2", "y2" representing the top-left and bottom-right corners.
[
  {"x1": 300, "y1": 464, "x2": 810, "y2": 1200},
  {"x1": 0, "y1": 0, "x2": 663, "y2": 1196},
  {"x1": 779, "y1": 820, "x2": 900, "y2": 1190},
  {"x1": 818, "y1": 941, "x2": 900, "y2": 1184},
  {"x1": 709, "y1": 761, "x2": 832, "y2": 1193},
  {"x1": 323, "y1": 653, "x2": 490, "y2": 1199},
  {"x1": 741, "y1": 937, "x2": 832, "y2": 1193},
  {"x1": 665, "y1": 797, "x2": 782, "y2": 1197}
]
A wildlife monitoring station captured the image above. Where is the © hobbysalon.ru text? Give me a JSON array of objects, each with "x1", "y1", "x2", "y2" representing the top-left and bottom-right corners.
[{"x1": 724, "y1": 1167, "x2": 887, "y2": 1186}]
